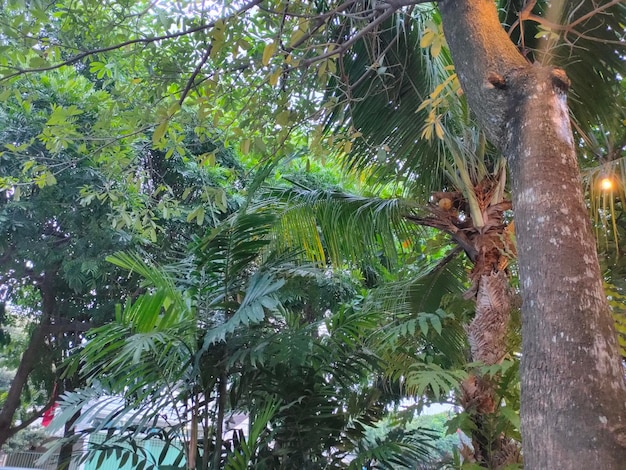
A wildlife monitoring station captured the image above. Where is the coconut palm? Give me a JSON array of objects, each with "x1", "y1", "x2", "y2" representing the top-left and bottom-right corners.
[{"x1": 268, "y1": 151, "x2": 520, "y2": 467}]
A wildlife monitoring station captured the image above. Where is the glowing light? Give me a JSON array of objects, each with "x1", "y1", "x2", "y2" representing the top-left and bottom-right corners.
[{"x1": 600, "y1": 178, "x2": 613, "y2": 191}]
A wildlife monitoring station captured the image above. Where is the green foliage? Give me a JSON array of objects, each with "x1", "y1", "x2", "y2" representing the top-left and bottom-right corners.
[
  {"x1": 409, "y1": 412, "x2": 462, "y2": 468},
  {"x1": 3, "y1": 425, "x2": 48, "y2": 452},
  {"x1": 0, "y1": 0, "x2": 623, "y2": 466}
]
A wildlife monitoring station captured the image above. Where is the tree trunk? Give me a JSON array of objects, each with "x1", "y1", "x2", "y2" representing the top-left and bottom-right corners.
[
  {"x1": 0, "y1": 323, "x2": 47, "y2": 447},
  {"x1": 439, "y1": 0, "x2": 626, "y2": 467},
  {"x1": 56, "y1": 406, "x2": 80, "y2": 470},
  {"x1": 464, "y1": 208, "x2": 519, "y2": 468},
  {"x1": 412, "y1": 190, "x2": 520, "y2": 467},
  {"x1": 461, "y1": 270, "x2": 519, "y2": 468},
  {"x1": 189, "y1": 397, "x2": 198, "y2": 470},
  {"x1": 212, "y1": 373, "x2": 227, "y2": 470},
  {"x1": 0, "y1": 272, "x2": 57, "y2": 448}
]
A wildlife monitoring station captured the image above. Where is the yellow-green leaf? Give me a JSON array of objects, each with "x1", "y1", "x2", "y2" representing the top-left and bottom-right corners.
[
  {"x1": 240, "y1": 138, "x2": 251, "y2": 155},
  {"x1": 45, "y1": 172, "x2": 57, "y2": 186},
  {"x1": 431, "y1": 38, "x2": 442, "y2": 58},
  {"x1": 167, "y1": 102, "x2": 181, "y2": 116},
  {"x1": 289, "y1": 28, "x2": 306, "y2": 47},
  {"x1": 152, "y1": 121, "x2": 168, "y2": 146},
  {"x1": 238, "y1": 38, "x2": 251, "y2": 50},
  {"x1": 276, "y1": 110, "x2": 290, "y2": 127},
  {"x1": 268, "y1": 68, "x2": 281, "y2": 86},
  {"x1": 420, "y1": 30, "x2": 434, "y2": 49},
  {"x1": 187, "y1": 205, "x2": 205, "y2": 226},
  {"x1": 430, "y1": 83, "x2": 446, "y2": 99},
  {"x1": 435, "y1": 120, "x2": 445, "y2": 140},
  {"x1": 199, "y1": 152, "x2": 216, "y2": 166},
  {"x1": 262, "y1": 41, "x2": 278, "y2": 66}
]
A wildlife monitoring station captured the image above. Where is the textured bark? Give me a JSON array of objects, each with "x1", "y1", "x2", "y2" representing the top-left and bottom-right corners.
[
  {"x1": 462, "y1": 238, "x2": 518, "y2": 468},
  {"x1": 440, "y1": 0, "x2": 626, "y2": 467},
  {"x1": 213, "y1": 373, "x2": 227, "y2": 469},
  {"x1": 410, "y1": 185, "x2": 518, "y2": 467},
  {"x1": 439, "y1": 0, "x2": 527, "y2": 149},
  {"x1": 507, "y1": 65, "x2": 626, "y2": 468},
  {"x1": 56, "y1": 398, "x2": 80, "y2": 470}
]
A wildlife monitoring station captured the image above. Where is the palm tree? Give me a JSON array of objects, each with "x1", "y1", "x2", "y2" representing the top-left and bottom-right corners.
[
  {"x1": 268, "y1": 156, "x2": 520, "y2": 466},
  {"x1": 49, "y1": 211, "x2": 290, "y2": 469},
  {"x1": 274, "y1": 2, "x2": 625, "y2": 466},
  {"x1": 49, "y1": 206, "x2": 439, "y2": 469},
  {"x1": 261, "y1": 11, "x2": 520, "y2": 466}
]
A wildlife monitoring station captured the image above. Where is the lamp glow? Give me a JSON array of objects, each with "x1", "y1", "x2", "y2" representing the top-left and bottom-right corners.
[{"x1": 600, "y1": 177, "x2": 613, "y2": 191}]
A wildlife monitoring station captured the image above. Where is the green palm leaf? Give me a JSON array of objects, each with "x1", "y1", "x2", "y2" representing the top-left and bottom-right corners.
[
  {"x1": 502, "y1": 0, "x2": 626, "y2": 133},
  {"x1": 266, "y1": 185, "x2": 423, "y2": 266},
  {"x1": 201, "y1": 272, "x2": 285, "y2": 345},
  {"x1": 325, "y1": 8, "x2": 452, "y2": 195}
]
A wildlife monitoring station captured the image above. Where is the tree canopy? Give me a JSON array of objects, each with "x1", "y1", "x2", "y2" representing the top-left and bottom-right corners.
[{"x1": 1, "y1": 0, "x2": 625, "y2": 468}]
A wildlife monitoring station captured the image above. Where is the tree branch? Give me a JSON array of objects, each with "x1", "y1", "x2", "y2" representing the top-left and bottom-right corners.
[
  {"x1": 517, "y1": 0, "x2": 625, "y2": 47},
  {"x1": 3, "y1": 390, "x2": 58, "y2": 438},
  {"x1": 405, "y1": 212, "x2": 479, "y2": 261},
  {"x1": 178, "y1": 45, "x2": 213, "y2": 106}
]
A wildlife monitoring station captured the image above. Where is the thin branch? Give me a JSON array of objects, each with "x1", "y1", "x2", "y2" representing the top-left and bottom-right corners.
[
  {"x1": 517, "y1": 0, "x2": 625, "y2": 47},
  {"x1": 5, "y1": 391, "x2": 58, "y2": 437},
  {"x1": 567, "y1": 0, "x2": 622, "y2": 29},
  {"x1": 178, "y1": 45, "x2": 213, "y2": 105},
  {"x1": 300, "y1": 5, "x2": 398, "y2": 68}
]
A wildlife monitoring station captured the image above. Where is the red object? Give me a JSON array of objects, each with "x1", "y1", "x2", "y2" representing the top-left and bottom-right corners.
[
  {"x1": 42, "y1": 383, "x2": 58, "y2": 427},
  {"x1": 41, "y1": 403, "x2": 56, "y2": 427}
]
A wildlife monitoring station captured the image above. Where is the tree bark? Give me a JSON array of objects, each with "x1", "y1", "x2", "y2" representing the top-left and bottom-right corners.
[
  {"x1": 410, "y1": 190, "x2": 519, "y2": 467},
  {"x1": 56, "y1": 399, "x2": 80, "y2": 470},
  {"x1": 439, "y1": 0, "x2": 626, "y2": 468}
]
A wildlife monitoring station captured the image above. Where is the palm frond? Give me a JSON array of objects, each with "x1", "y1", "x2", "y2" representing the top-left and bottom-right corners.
[
  {"x1": 348, "y1": 426, "x2": 439, "y2": 470},
  {"x1": 369, "y1": 250, "x2": 467, "y2": 316},
  {"x1": 201, "y1": 272, "x2": 285, "y2": 345},
  {"x1": 324, "y1": 7, "x2": 453, "y2": 195},
  {"x1": 195, "y1": 210, "x2": 277, "y2": 281},
  {"x1": 106, "y1": 252, "x2": 193, "y2": 331},
  {"x1": 499, "y1": 0, "x2": 626, "y2": 135},
  {"x1": 266, "y1": 186, "x2": 423, "y2": 266}
]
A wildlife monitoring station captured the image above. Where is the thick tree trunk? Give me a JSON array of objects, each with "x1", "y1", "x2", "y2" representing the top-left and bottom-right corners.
[
  {"x1": 439, "y1": 0, "x2": 626, "y2": 468},
  {"x1": 507, "y1": 65, "x2": 626, "y2": 467}
]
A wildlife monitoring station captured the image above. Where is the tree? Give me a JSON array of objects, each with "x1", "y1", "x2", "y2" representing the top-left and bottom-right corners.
[
  {"x1": 268, "y1": 164, "x2": 521, "y2": 467},
  {"x1": 50, "y1": 206, "x2": 438, "y2": 469},
  {"x1": 1, "y1": 0, "x2": 625, "y2": 466},
  {"x1": 0, "y1": 67, "x2": 245, "y2": 452},
  {"x1": 438, "y1": 2, "x2": 626, "y2": 467}
]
